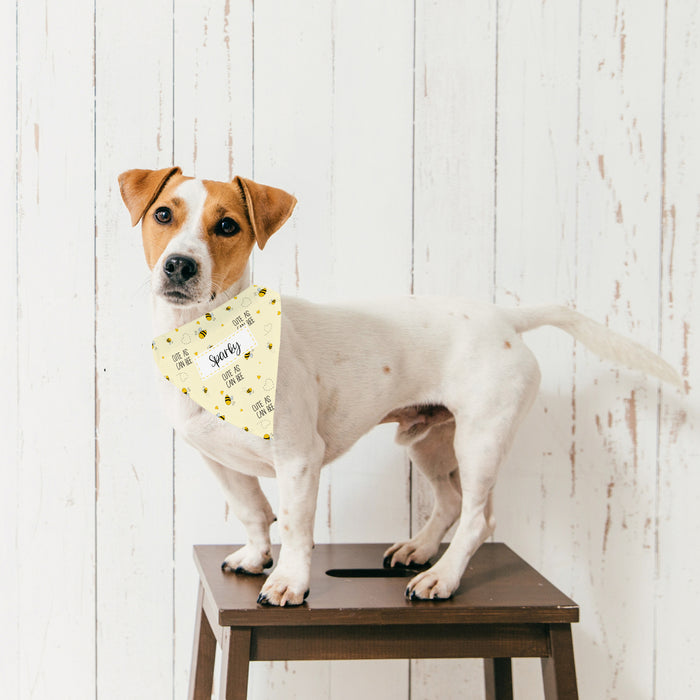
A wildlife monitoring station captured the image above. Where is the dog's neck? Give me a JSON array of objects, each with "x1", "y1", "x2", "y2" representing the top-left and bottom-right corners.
[{"x1": 151, "y1": 262, "x2": 252, "y2": 335}]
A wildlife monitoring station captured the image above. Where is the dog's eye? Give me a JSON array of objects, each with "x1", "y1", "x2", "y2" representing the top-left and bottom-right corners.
[
  {"x1": 154, "y1": 207, "x2": 172, "y2": 224},
  {"x1": 216, "y1": 217, "x2": 240, "y2": 237}
]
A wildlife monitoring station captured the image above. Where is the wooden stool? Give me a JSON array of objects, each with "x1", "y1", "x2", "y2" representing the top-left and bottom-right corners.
[{"x1": 189, "y1": 543, "x2": 579, "y2": 700}]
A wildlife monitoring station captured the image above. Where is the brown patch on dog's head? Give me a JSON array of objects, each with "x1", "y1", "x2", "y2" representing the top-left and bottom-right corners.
[
  {"x1": 200, "y1": 179, "x2": 259, "y2": 293},
  {"x1": 118, "y1": 167, "x2": 183, "y2": 227},
  {"x1": 119, "y1": 167, "x2": 191, "y2": 271},
  {"x1": 234, "y1": 176, "x2": 297, "y2": 251}
]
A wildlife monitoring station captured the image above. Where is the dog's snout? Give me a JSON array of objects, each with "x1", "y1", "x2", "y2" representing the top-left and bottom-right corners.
[{"x1": 164, "y1": 255, "x2": 198, "y2": 283}]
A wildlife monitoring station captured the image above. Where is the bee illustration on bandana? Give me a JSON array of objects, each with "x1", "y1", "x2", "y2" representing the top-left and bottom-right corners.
[
  {"x1": 204, "y1": 312, "x2": 214, "y2": 321},
  {"x1": 257, "y1": 288, "x2": 267, "y2": 297},
  {"x1": 225, "y1": 395, "x2": 232, "y2": 405},
  {"x1": 244, "y1": 351, "x2": 252, "y2": 360},
  {"x1": 202, "y1": 386, "x2": 208, "y2": 394},
  {"x1": 198, "y1": 328, "x2": 207, "y2": 340}
]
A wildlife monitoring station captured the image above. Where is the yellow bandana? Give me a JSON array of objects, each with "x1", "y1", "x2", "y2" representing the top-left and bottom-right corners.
[{"x1": 152, "y1": 285, "x2": 281, "y2": 439}]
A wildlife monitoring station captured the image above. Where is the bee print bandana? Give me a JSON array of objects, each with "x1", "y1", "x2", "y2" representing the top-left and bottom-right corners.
[{"x1": 152, "y1": 285, "x2": 281, "y2": 439}]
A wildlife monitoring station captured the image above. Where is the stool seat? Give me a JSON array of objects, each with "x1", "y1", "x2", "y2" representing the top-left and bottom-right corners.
[{"x1": 189, "y1": 543, "x2": 579, "y2": 699}]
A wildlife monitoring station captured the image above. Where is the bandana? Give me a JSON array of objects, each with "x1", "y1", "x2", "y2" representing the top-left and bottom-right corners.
[{"x1": 152, "y1": 285, "x2": 281, "y2": 439}]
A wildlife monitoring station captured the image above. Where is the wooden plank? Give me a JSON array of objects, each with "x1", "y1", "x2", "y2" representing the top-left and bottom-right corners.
[
  {"x1": 171, "y1": 2, "x2": 256, "y2": 697},
  {"x1": 15, "y1": 1, "x2": 96, "y2": 697},
  {"x1": 0, "y1": 2, "x2": 19, "y2": 698},
  {"x1": 574, "y1": 1, "x2": 665, "y2": 697},
  {"x1": 656, "y1": 1, "x2": 700, "y2": 695},
  {"x1": 320, "y1": 0, "x2": 414, "y2": 553},
  {"x1": 195, "y1": 543, "x2": 577, "y2": 628},
  {"x1": 493, "y1": 1, "x2": 580, "y2": 695},
  {"x1": 484, "y1": 658, "x2": 514, "y2": 700},
  {"x1": 250, "y1": 624, "x2": 548, "y2": 661},
  {"x1": 94, "y1": 0, "x2": 175, "y2": 697},
  {"x1": 411, "y1": 2, "x2": 497, "y2": 695},
  {"x1": 246, "y1": 3, "x2": 335, "y2": 695},
  {"x1": 220, "y1": 627, "x2": 252, "y2": 700},
  {"x1": 252, "y1": 1, "x2": 413, "y2": 695},
  {"x1": 189, "y1": 585, "x2": 217, "y2": 700}
]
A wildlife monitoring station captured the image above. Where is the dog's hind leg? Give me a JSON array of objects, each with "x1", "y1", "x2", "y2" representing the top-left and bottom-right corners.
[
  {"x1": 203, "y1": 456, "x2": 276, "y2": 575},
  {"x1": 406, "y1": 350, "x2": 540, "y2": 600},
  {"x1": 383, "y1": 421, "x2": 462, "y2": 568}
]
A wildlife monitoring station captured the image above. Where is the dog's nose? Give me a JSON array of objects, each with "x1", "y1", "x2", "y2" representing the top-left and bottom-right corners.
[{"x1": 163, "y1": 255, "x2": 198, "y2": 283}]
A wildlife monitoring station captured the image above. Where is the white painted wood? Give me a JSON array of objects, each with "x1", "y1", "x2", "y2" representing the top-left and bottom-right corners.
[
  {"x1": 252, "y1": 0, "x2": 413, "y2": 695},
  {"x1": 0, "y1": 0, "x2": 19, "y2": 696},
  {"x1": 171, "y1": 2, "x2": 258, "y2": 697},
  {"x1": 657, "y1": 0, "x2": 700, "y2": 695},
  {"x1": 574, "y1": 1, "x2": 665, "y2": 698},
  {"x1": 246, "y1": 1, "x2": 337, "y2": 694},
  {"x1": 5, "y1": 2, "x2": 700, "y2": 699},
  {"x1": 411, "y1": 0, "x2": 497, "y2": 695},
  {"x1": 315, "y1": 0, "x2": 414, "y2": 695},
  {"x1": 493, "y1": 1, "x2": 580, "y2": 696},
  {"x1": 94, "y1": 1, "x2": 176, "y2": 698},
  {"x1": 14, "y1": 1, "x2": 96, "y2": 698}
]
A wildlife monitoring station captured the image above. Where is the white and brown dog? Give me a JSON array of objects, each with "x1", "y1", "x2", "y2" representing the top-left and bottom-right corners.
[{"x1": 119, "y1": 166, "x2": 682, "y2": 606}]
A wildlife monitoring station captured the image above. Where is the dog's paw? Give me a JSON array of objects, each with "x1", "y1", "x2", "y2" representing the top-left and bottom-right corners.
[
  {"x1": 383, "y1": 539, "x2": 437, "y2": 569},
  {"x1": 221, "y1": 545, "x2": 273, "y2": 575},
  {"x1": 404, "y1": 565, "x2": 459, "y2": 601},
  {"x1": 256, "y1": 569, "x2": 309, "y2": 607}
]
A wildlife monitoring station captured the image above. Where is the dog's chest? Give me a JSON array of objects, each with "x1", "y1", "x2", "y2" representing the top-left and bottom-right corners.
[{"x1": 165, "y1": 385, "x2": 276, "y2": 477}]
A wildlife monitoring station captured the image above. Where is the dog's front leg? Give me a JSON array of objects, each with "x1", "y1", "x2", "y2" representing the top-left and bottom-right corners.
[
  {"x1": 202, "y1": 456, "x2": 276, "y2": 574},
  {"x1": 257, "y1": 456, "x2": 322, "y2": 607}
]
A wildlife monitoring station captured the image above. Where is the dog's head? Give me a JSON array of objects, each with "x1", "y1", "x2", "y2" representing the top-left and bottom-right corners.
[{"x1": 118, "y1": 167, "x2": 296, "y2": 306}]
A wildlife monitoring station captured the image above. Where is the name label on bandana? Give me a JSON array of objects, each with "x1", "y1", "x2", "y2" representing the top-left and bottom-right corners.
[
  {"x1": 152, "y1": 285, "x2": 281, "y2": 439},
  {"x1": 196, "y1": 326, "x2": 257, "y2": 379}
]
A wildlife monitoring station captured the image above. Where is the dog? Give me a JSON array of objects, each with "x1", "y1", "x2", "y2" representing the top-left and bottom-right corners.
[{"x1": 119, "y1": 166, "x2": 683, "y2": 606}]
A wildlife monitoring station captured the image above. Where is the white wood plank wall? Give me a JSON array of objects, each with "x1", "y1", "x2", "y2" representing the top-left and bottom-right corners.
[{"x1": 3, "y1": 1, "x2": 699, "y2": 698}]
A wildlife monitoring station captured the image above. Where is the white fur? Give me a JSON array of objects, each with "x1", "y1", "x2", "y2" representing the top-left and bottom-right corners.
[{"x1": 148, "y1": 179, "x2": 683, "y2": 605}]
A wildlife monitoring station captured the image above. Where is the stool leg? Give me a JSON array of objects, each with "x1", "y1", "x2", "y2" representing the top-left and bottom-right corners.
[
  {"x1": 484, "y1": 658, "x2": 513, "y2": 700},
  {"x1": 219, "y1": 627, "x2": 252, "y2": 700},
  {"x1": 541, "y1": 624, "x2": 578, "y2": 700},
  {"x1": 189, "y1": 584, "x2": 217, "y2": 700}
]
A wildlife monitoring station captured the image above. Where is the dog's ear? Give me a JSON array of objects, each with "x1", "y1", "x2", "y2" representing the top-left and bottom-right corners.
[
  {"x1": 234, "y1": 176, "x2": 297, "y2": 250},
  {"x1": 118, "y1": 167, "x2": 182, "y2": 226}
]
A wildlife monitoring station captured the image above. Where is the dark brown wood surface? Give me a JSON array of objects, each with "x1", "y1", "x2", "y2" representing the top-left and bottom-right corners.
[{"x1": 194, "y1": 543, "x2": 578, "y2": 628}]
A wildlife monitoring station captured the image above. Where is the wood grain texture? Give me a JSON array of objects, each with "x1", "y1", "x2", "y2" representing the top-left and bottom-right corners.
[
  {"x1": 0, "y1": 0, "x2": 19, "y2": 696},
  {"x1": 494, "y1": 1, "x2": 580, "y2": 696},
  {"x1": 411, "y1": 1, "x2": 497, "y2": 694},
  {"x1": 94, "y1": 0, "x2": 175, "y2": 697},
  {"x1": 15, "y1": 1, "x2": 96, "y2": 697},
  {"x1": 574, "y1": 2, "x2": 665, "y2": 698},
  {"x1": 657, "y1": 0, "x2": 700, "y2": 695},
  {"x1": 171, "y1": 1, "x2": 256, "y2": 696},
  {"x1": 5, "y1": 1, "x2": 700, "y2": 698}
]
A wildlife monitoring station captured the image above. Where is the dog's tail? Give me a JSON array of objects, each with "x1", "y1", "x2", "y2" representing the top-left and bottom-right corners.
[{"x1": 503, "y1": 305, "x2": 683, "y2": 390}]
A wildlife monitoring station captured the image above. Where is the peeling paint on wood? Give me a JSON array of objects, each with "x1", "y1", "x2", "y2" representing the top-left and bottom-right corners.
[{"x1": 4, "y1": 1, "x2": 699, "y2": 698}]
